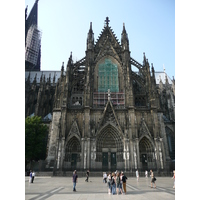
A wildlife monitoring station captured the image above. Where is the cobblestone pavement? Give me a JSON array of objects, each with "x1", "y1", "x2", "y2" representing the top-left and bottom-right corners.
[{"x1": 25, "y1": 176, "x2": 175, "y2": 200}]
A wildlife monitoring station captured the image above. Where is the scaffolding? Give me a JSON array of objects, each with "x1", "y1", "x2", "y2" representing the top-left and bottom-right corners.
[
  {"x1": 25, "y1": 24, "x2": 42, "y2": 66},
  {"x1": 93, "y1": 91, "x2": 125, "y2": 108}
]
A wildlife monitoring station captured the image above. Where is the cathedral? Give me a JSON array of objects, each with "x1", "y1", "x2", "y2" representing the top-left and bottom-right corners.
[{"x1": 25, "y1": 1, "x2": 175, "y2": 173}]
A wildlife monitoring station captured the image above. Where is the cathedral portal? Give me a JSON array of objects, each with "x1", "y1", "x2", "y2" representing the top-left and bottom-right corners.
[{"x1": 96, "y1": 123, "x2": 123, "y2": 171}]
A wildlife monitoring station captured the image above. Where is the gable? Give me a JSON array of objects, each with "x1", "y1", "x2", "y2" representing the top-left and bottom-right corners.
[
  {"x1": 98, "y1": 100, "x2": 122, "y2": 134},
  {"x1": 68, "y1": 120, "x2": 81, "y2": 138},
  {"x1": 139, "y1": 118, "x2": 152, "y2": 138},
  {"x1": 94, "y1": 26, "x2": 122, "y2": 62}
]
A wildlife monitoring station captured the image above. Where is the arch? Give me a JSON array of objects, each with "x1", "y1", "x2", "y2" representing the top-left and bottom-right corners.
[
  {"x1": 96, "y1": 123, "x2": 124, "y2": 166},
  {"x1": 138, "y1": 134, "x2": 155, "y2": 148},
  {"x1": 65, "y1": 136, "x2": 81, "y2": 153},
  {"x1": 139, "y1": 136, "x2": 155, "y2": 170},
  {"x1": 96, "y1": 122, "x2": 124, "y2": 146},
  {"x1": 139, "y1": 136, "x2": 154, "y2": 153},
  {"x1": 65, "y1": 136, "x2": 81, "y2": 169}
]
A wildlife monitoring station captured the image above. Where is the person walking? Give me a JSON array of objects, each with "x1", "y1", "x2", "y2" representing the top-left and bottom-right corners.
[
  {"x1": 107, "y1": 173, "x2": 111, "y2": 194},
  {"x1": 85, "y1": 170, "x2": 90, "y2": 182},
  {"x1": 145, "y1": 170, "x2": 148, "y2": 178},
  {"x1": 31, "y1": 171, "x2": 35, "y2": 183},
  {"x1": 119, "y1": 172, "x2": 123, "y2": 194},
  {"x1": 29, "y1": 170, "x2": 32, "y2": 183},
  {"x1": 122, "y1": 172, "x2": 127, "y2": 194},
  {"x1": 103, "y1": 172, "x2": 107, "y2": 183},
  {"x1": 172, "y1": 170, "x2": 175, "y2": 189},
  {"x1": 116, "y1": 172, "x2": 120, "y2": 195},
  {"x1": 72, "y1": 170, "x2": 78, "y2": 192},
  {"x1": 136, "y1": 169, "x2": 139, "y2": 181},
  {"x1": 111, "y1": 172, "x2": 116, "y2": 195},
  {"x1": 150, "y1": 170, "x2": 156, "y2": 188}
]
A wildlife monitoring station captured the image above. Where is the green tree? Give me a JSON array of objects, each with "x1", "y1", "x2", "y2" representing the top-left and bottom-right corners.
[{"x1": 25, "y1": 116, "x2": 48, "y2": 164}]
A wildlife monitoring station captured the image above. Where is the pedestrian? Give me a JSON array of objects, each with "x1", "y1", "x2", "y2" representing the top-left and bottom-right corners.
[
  {"x1": 145, "y1": 170, "x2": 148, "y2": 178},
  {"x1": 122, "y1": 172, "x2": 127, "y2": 194},
  {"x1": 136, "y1": 169, "x2": 139, "y2": 181},
  {"x1": 111, "y1": 172, "x2": 116, "y2": 195},
  {"x1": 72, "y1": 170, "x2": 78, "y2": 192},
  {"x1": 107, "y1": 173, "x2": 111, "y2": 194},
  {"x1": 103, "y1": 172, "x2": 107, "y2": 183},
  {"x1": 119, "y1": 172, "x2": 123, "y2": 194},
  {"x1": 172, "y1": 170, "x2": 175, "y2": 189},
  {"x1": 29, "y1": 170, "x2": 32, "y2": 183},
  {"x1": 85, "y1": 170, "x2": 89, "y2": 182},
  {"x1": 150, "y1": 170, "x2": 156, "y2": 188},
  {"x1": 116, "y1": 172, "x2": 120, "y2": 195},
  {"x1": 31, "y1": 171, "x2": 35, "y2": 183}
]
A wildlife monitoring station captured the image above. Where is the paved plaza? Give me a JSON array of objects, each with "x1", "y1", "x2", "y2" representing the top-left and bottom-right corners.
[{"x1": 25, "y1": 176, "x2": 175, "y2": 200}]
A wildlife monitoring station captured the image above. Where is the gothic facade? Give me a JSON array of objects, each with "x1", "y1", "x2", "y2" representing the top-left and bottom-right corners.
[{"x1": 25, "y1": 3, "x2": 175, "y2": 173}]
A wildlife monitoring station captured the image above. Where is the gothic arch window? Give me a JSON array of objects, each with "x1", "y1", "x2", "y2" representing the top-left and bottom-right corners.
[{"x1": 98, "y1": 59, "x2": 119, "y2": 92}]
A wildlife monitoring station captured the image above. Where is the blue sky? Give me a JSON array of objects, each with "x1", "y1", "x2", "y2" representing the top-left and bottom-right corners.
[{"x1": 25, "y1": 0, "x2": 175, "y2": 79}]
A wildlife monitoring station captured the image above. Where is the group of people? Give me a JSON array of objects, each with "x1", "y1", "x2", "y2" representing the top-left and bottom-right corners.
[
  {"x1": 71, "y1": 168, "x2": 175, "y2": 192},
  {"x1": 103, "y1": 171, "x2": 128, "y2": 195},
  {"x1": 29, "y1": 170, "x2": 35, "y2": 183}
]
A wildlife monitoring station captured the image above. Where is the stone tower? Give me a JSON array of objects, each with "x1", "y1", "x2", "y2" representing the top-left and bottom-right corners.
[{"x1": 25, "y1": 0, "x2": 41, "y2": 71}]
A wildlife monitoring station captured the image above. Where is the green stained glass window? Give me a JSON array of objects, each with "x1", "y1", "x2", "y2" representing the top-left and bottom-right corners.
[{"x1": 98, "y1": 59, "x2": 119, "y2": 92}]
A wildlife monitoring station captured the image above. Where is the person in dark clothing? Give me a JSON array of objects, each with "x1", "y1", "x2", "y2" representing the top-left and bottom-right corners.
[
  {"x1": 85, "y1": 170, "x2": 90, "y2": 182},
  {"x1": 72, "y1": 170, "x2": 78, "y2": 191},
  {"x1": 122, "y1": 172, "x2": 128, "y2": 194}
]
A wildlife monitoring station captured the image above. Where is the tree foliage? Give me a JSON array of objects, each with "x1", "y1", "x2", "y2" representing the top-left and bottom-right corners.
[{"x1": 25, "y1": 116, "x2": 48, "y2": 162}]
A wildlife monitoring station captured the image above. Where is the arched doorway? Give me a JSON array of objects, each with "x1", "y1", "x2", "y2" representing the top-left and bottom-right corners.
[
  {"x1": 96, "y1": 123, "x2": 123, "y2": 171},
  {"x1": 139, "y1": 136, "x2": 155, "y2": 170},
  {"x1": 65, "y1": 136, "x2": 81, "y2": 170}
]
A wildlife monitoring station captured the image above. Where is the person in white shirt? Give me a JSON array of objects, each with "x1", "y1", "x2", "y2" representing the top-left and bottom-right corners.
[
  {"x1": 103, "y1": 172, "x2": 107, "y2": 183},
  {"x1": 145, "y1": 170, "x2": 148, "y2": 178},
  {"x1": 136, "y1": 170, "x2": 139, "y2": 181},
  {"x1": 31, "y1": 171, "x2": 35, "y2": 183}
]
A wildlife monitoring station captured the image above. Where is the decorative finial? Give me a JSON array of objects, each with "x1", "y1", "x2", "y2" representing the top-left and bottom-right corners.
[
  {"x1": 163, "y1": 64, "x2": 165, "y2": 73},
  {"x1": 105, "y1": 17, "x2": 110, "y2": 26},
  {"x1": 107, "y1": 89, "x2": 111, "y2": 101}
]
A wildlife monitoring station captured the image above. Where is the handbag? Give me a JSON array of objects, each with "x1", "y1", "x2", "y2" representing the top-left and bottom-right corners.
[{"x1": 153, "y1": 177, "x2": 156, "y2": 181}]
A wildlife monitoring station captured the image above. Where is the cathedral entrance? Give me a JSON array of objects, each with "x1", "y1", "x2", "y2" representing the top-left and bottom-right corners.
[
  {"x1": 65, "y1": 136, "x2": 81, "y2": 170},
  {"x1": 111, "y1": 152, "x2": 116, "y2": 171},
  {"x1": 96, "y1": 124, "x2": 123, "y2": 171},
  {"x1": 71, "y1": 153, "x2": 77, "y2": 169},
  {"x1": 102, "y1": 152, "x2": 108, "y2": 171},
  {"x1": 139, "y1": 136, "x2": 154, "y2": 170}
]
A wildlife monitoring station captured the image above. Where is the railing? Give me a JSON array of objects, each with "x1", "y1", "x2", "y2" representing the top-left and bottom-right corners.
[{"x1": 93, "y1": 92, "x2": 125, "y2": 108}]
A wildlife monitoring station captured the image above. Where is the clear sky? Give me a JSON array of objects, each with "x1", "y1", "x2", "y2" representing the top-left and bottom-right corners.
[{"x1": 25, "y1": 0, "x2": 175, "y2": 79}]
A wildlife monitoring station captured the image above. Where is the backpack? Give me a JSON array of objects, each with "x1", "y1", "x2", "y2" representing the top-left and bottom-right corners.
[{"x1": 111, "y1": 177, "x2": 115, "y2": 185}]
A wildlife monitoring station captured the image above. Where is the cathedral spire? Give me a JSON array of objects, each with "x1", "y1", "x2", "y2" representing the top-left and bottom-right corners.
[
  {"x1": 25, "y1": 6, "x2": 28, "y2": 20},
  {"x1": 87, "y1": 22, "x2": 94, "y2": 50},
  {"x1": 143, "y1": 52, "x2": 146, "y2": 66},
  {"x1": 151, "y1": 63, "x2": 155, "y2": 78},
  {"x1": 26, "y1": 0, "x2": 39, "y2": 28},
  {"x1": 121, "y1": 23, "x2": 129, "y2": 50},
  {"x1": 67, "y1": 52, "x2": 73, "y2": 66}
]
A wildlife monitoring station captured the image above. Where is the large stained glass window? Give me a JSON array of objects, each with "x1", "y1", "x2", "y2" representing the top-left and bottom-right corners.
[{"x1": 98, "y1": 59, "x2": 119, "y2": 92}]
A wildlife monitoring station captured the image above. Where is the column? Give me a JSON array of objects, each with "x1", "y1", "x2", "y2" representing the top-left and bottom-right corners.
[{"x1": 87, "y1": 138, "x2": 90, "y2": 169}]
